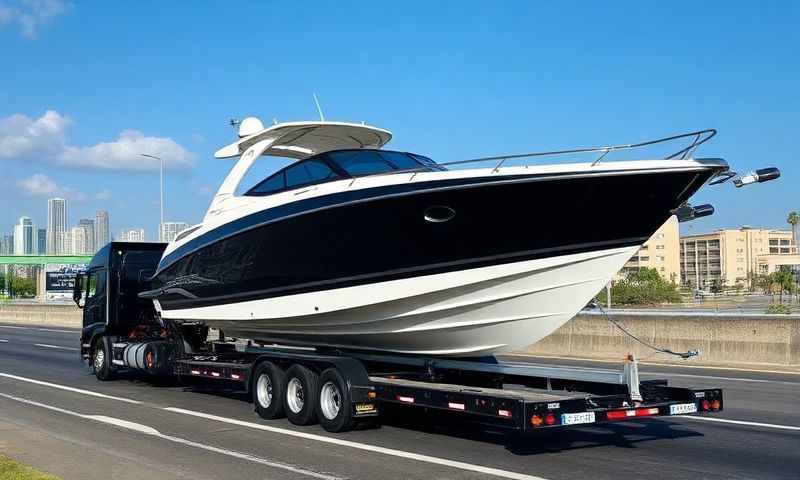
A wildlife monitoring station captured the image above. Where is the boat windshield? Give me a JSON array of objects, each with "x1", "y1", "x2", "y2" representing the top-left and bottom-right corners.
[{"x1": 244, "y1": 149, "x2": 441, "y2": 197}]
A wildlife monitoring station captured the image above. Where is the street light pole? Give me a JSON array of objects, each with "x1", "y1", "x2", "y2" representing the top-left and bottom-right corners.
[{"x1": 141, "y1": 154, "x2": 164, "y2": 241}]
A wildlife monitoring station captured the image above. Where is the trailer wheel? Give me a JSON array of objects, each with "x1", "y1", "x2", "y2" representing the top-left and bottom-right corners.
[
  {"x1": 93, "y1": 336, "x2": 115, "y2": 381},
  {"x1": 316, "y1": 368, "x2": 355, "y2": 433},
  {"x1": 284, "y1": 364, "x2": 319, "y2": 426},
  {"x1": 253, "y1": 362, "x2": 285, "y2": 419}
]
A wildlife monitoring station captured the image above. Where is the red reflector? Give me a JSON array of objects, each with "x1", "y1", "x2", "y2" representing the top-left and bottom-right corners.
[
  {"x1": 498, "y1": 409, "x2": 512, "y2": 418},
  {"x1": 609, "y1": 407, "x2": 660, "y2": 420},
  {"x1": 448, "y1": 402, "x2": 465, "y2": 410},
  {"x1": 636, "y1": 408, "x2": 660, "y2": 417},
  {"x1": 702, "y1": 400, "x2": 710, "y2": 411},
  {"x1": 397, "y1": 395, "x2": 415, "y2": 404},
  {"x1": 545, "y1": 413, "x2": 556, "y2": 425}
]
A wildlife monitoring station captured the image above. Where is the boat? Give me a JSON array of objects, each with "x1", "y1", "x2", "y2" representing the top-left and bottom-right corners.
[{"x1": 145, "y1": 117, "x2": 735, "y2": 356}]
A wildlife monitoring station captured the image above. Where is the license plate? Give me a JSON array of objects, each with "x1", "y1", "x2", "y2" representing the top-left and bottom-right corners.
[
  {"x1": 670, "y1": 403, "x2": 698, "y2": 415},
  {"x1": 561, "y1": 412, "x2": 596, "y2": 425}
]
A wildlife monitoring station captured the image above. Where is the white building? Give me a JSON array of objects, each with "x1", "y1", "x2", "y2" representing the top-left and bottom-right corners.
[
  {"x1": 119, "y1": 228, "x2": 146, "y2": 242},
  {"x1": 13, "y1": 217, "x2": 36, "y2": 255},
  {"x1": 78, "y1": 218, "x2": 95, "y2": 253},
  {"x1": 47, "y1": 198, "x2": 67, "y2": 254},
  {"x1": 161, "y1": 222, "x2": 189, "y2": 242},
  {"x1": 95, "y1": 210, "x2": 110, "y2": 250},
  {"x1": 66, "y1": 226, "x2": 91, "y2": 255}
]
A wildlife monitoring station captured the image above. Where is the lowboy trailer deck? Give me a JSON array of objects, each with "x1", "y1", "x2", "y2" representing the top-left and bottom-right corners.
[{"x1": 76, "y1": 242, "x2": 723, "y2": 434}]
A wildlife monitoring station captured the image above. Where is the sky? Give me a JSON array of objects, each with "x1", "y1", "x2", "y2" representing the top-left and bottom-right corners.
[{"x1": 0, "y1": 1, "x2": 798, "y2": 241}]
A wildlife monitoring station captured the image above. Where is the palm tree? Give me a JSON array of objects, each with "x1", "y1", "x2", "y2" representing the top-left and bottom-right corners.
[{"x1": 788, "y1": 211, "x2": 800, "y2": 247}]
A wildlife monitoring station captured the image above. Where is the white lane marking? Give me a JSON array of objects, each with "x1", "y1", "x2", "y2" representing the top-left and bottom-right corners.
[
  {"x1": 503, "y1": 354, "x2": 800, "y2": 376},
  {"x1": 0, "y1": 373, "x2": 141, "y2": 405},
  {"x1": 0, "y1": 339, "x2": 8, "y2": 343},
  {"x1": 501, "y1": 360, "x2": 800, "y2": 385},
  {"x1": 0, "y1": 393, "x2": 341, "y2": 480},
  {"x1": 0, "y1": 325, "x2": 77, "y2": 333},
  {"x1": 0, "y1": 373, "x2": 547, "y2": 479},
  {"x1": 34, "y1": 343, "x2": 79, "y2": 351},
  {"x1": 166, "y1": 407, "x2": 547, "y2": 480},
  {"x1": 679, "y1": 415, "x2": 800, "y2": 431}
]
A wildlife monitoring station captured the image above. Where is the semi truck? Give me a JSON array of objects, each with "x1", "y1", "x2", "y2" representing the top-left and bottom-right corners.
[{"x1": 75, "y1": 241, "x2": 723, "y2": 434}]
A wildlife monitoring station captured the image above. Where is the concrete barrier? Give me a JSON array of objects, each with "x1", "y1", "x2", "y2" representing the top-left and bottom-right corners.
[
  {"x1": 521, "y1": 311, "x2": 800, "y2": 371},
  {"x1": 3, "y1": 303, "x2": 799, "y2": 371},
  {"x1": 0, "y1": 303, "x2": 82, "y2": 328}
]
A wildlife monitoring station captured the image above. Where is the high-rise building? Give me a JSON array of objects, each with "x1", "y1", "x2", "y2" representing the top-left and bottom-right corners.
[
  {"x1": 95, "y1": 209, "x2": 109, "y2": 250},
  {"x1": 37, "y1": 228, "x2": 46, "y2": 255},
  {"x1": 67, "y1": 226, "x2": 91, "y2": 255},
  {"x1": 680, "y1": 227, "x2": 799, "y2": 288},
  {"x1": 0, "y1": 235, "x2": 13, "y2": 255},
  {"x1": 78, "y1": 218, "x2": 95, "y2": 253},
  {"x1": 119, "y1": 228, "x2": 146, "y2": 242},
  {"x1": 161, "y1": 222, "x2": 189, "y2": 242},
  {"x1": 13, "y1": 217, "x2": 35, "y2": 255},
  {"x1": 619, "y1": 216, "x2": 681, "y2": 283},
  {"x1": 47, "y1": 198, "x2": 67, "y2": 254}
]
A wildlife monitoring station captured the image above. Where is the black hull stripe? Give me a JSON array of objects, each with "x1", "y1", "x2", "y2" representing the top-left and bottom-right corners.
[
  {"x1": 158, "y1": 236, "x2": 645, "y2": 310},
  {"x1": 157, "y1": 166, "x2": 710, "y2": 274}
]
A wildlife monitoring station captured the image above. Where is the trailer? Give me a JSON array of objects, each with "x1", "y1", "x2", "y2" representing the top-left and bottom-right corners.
[{"x1": 76, "y1": 242, "x2": 723, "y2": 434}]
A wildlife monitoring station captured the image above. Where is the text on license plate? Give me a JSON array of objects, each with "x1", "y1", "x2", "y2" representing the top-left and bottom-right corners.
[
  {"x1": 561, "y1": 412, "x2": 596, "y2": 425},
  {"x1": 670, "y1": 403, "x2": 698, "y2": 415}
]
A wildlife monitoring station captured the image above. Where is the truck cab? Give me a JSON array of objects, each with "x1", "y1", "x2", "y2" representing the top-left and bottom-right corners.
[{"x1": 74, "y1": 242, "x2": 167, "y2": 369}]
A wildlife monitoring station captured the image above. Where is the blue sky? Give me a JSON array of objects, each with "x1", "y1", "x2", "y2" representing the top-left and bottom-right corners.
[{"x1": 1, "y1": 1, "x2": 797, "y2": 240}]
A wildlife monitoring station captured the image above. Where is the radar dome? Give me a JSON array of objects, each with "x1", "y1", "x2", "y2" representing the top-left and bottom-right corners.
[{"x1": 238, "y1": 117, "x2": 265, "y2": 138}]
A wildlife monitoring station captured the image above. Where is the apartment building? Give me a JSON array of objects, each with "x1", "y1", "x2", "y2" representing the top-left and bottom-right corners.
[
  {"x1": 680, "y1": 227, "x2": 798, "y2": 287},
  {"x1": 620, "y1": 216, "x2": 680, "y2": 283}
]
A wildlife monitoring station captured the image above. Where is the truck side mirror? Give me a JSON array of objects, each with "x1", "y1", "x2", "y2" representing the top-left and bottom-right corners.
[{"x1": 73, "y1": 273, "x2": 84, "y2": 308}]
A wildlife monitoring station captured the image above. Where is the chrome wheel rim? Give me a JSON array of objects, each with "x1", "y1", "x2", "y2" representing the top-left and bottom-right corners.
[
  {"x1": 94, "y1": 348, "x2": 105, "y2": 371},
  {"x1": 286, "y1": 378, "x2": 305, "y2": 413},
  {"x1": 256, "y1": 374, "x2": 273, "y2": 408},
  {"x1": 319, "y1": 381, "x2": 341, "y2": 420}
]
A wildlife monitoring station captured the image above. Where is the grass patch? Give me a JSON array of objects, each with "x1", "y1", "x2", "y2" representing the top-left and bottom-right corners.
[{"x1": 0, "y1": 455, "x2": 60, "y2": 480}]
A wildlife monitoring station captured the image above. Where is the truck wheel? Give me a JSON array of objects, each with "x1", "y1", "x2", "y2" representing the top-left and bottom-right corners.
[
  {"x1": 93, "y1": 336, "x2": 115, "y2": 381},
  {"x1": 316, "y1": 368, "x2": 355, "y2": 433},
  {"x1": 253, "y1": 362, "x2": 285, "y2": 420},
  {"x1": 284, "y1": 364, "x2": 319, "y2": 426}
]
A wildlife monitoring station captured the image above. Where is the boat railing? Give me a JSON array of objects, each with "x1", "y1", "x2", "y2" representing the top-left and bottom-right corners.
[{"x1": 347, "y1": 128, "x2": 717, "y2": 186}]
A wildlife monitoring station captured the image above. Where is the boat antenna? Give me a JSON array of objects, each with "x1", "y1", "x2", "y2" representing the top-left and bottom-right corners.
[{"x1": 313, "y1": 93, "x2": 325, "y2": 122}]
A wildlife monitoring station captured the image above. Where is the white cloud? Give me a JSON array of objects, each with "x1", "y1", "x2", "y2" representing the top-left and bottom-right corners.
[
  {"x1": 16, "y1": 173, "x2": 108, "y2": 202},
  {"x1": 0, "y1": 110, "x2": 196, "y2": 171},
  {"x1": 0, "y1": 0, "x2": 70, "y2": 38}
]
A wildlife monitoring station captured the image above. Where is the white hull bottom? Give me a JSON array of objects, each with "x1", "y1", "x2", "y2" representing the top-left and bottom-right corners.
[{"x1": 163, "y1": 246, "x2": 638, "y2": 356}]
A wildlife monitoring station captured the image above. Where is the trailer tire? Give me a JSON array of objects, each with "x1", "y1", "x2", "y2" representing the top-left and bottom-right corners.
[
  {"x1": 93, "y1": 336, "x2": 115, "y2": 381},
  {"x1": 253, "y1": 362, "x2": 285, "y2": 420},
  {"x1": 284, "y1": 364, "x2": 319, "y2": 426},
  {"x1": 316, "y1": 368, "x2": 355, "y2": 433}
]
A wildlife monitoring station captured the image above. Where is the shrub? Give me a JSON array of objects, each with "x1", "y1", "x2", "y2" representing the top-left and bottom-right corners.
[
  {"x1": 597, "y1": 267, "x2": 682, "y2": 306},
  {"x1": 765, "y1": 303, "x2": 792, "y2": 315}
]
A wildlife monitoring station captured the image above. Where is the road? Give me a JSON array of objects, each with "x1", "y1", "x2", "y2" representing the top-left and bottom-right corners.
[{"x1": 0, "y1": 323, "x2": 798, "y2": 480}]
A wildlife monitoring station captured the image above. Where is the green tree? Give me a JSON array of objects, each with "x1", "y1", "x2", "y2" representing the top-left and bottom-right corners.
[
  {"x1": 597, "y1": 267, "x2": 682, "y2": 306},
  {"x1": 788, "y1": 211, "x2": 800, "y2": 246},
  {"x1": 768, "y1": 267, "x2": 795, "y2": 303}
]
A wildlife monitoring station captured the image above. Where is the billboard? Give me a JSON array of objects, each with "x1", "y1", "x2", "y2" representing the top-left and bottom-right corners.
[{"x1": 45, "y1": 265, "x2": 86, "y2": 296}]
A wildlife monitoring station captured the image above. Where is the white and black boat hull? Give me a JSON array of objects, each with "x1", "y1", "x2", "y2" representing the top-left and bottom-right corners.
[{"x1": 150, "y1": 163, "x2": 724, "y2": 356}]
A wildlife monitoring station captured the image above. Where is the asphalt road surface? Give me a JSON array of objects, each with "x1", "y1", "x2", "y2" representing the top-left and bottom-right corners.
[{"x1": 0, "y1": 323, "x2": 798, "y2": 480}]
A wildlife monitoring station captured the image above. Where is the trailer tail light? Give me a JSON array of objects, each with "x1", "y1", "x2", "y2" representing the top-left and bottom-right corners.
[
  {"x1": 531, "y1": 414, "x2": 543, "y2": 427},
  {"x1": 701, "y1": 400, "x2": 711, "y2": 411},
  {"x1": 711, "y1": 399, "x2": 721, "y2": 411},
  {"x1": 448, "y1": 402, "x2": 465, "y2": 410},
  {"x1": 368, "y1": 391, "x2": 377, "y2": 399},
  {"x1": 498, "y1": 409, "x2": 512, "y2": 418},
  {"x1": 397, "y1": 395, "x2": 415, "y2": 404},
  {"x1": 607, "y1": 407, "x2": 659, "y2": 421},
  {"x1": 545, "y1": 413, "x2": 556, "y2": 425}
]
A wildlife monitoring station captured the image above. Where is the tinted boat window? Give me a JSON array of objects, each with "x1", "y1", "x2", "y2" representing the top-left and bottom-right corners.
[
  {"x1": 248, "y1": 171, "x2": 285, "y2": 195},
  {"x1": 285, "y1": 159, "x2": 339, "y2": 189},
  {"x1": 329, "y1": 151, "x2": 395, "y2": 176}
]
